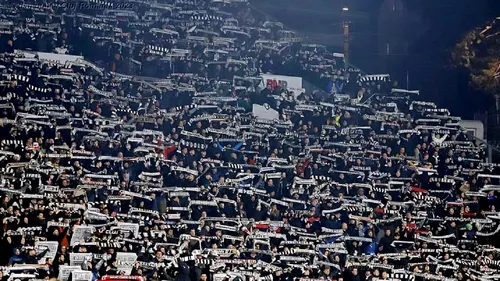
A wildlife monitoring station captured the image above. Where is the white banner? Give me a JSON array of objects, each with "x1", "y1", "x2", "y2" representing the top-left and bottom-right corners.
[
  {"x1": 16, "y1": 50, "x2": 84, "y2": 65},
  {"x1": 115, "y1": 252, "x2": 137, "y2": 275},
  {"x1": 70, "y1": 226, "x2": 95, "y2": 246},
  {"x1": 58, "y1": 265, "x2": 82, "y2": 281},
  {"x1": 70, "y1": 253, "x2": 93, "y2": 266},
  {"x1": 252, "y1": 104, "x2": 279, "y2": 121},
  {"x1": 213, "y1": 273, "x2": 243, "y2": 281},
  {"x1": 116, "y1": 222, "x2": 140, "y2": 238},
  {"x1": 71, "y1": 270, "x2": 93, "y2": 281},
  {"x1": 35, "y1": 241, "x2": 59, "y2": 264},
  {"x1": 116, "y1": 252, "x2": 138, "y2": 265},
  {"x1": 261, "y1": 74, "x2": 304, "y2": 97}
]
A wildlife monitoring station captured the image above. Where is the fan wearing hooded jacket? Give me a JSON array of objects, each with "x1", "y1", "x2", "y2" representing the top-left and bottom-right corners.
[{"x1": 8, "y1": 247, "x2": 24, "y2": 265}]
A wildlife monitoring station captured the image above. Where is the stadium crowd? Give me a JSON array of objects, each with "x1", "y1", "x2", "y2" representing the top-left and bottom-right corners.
[{"x1": 0, "y1": 1, "x2": 499, "y2": 281}]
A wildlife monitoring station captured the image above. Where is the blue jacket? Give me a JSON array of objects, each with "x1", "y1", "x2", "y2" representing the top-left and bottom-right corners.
[
  {"x1": 365, "y1": 239, "x2": 377, "y2": 255},
  {"x1": 9, "y1": 248, "x2": 24, "y2": 264}
]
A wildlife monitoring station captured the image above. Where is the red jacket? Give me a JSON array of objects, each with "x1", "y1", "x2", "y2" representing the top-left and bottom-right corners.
[{"x1": 164, "y1": 145, "x2": 177, "y2": 159}]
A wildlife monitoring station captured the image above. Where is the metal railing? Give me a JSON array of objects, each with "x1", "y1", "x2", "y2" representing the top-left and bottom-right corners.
[{"x1": 474, "y1": 137, "x2": 500, "y2": 163}]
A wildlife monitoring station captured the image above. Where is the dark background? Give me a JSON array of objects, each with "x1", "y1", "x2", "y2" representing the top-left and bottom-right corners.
[{"x1": 251, "y1": 0, "x2": 500, "y2": 120}]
